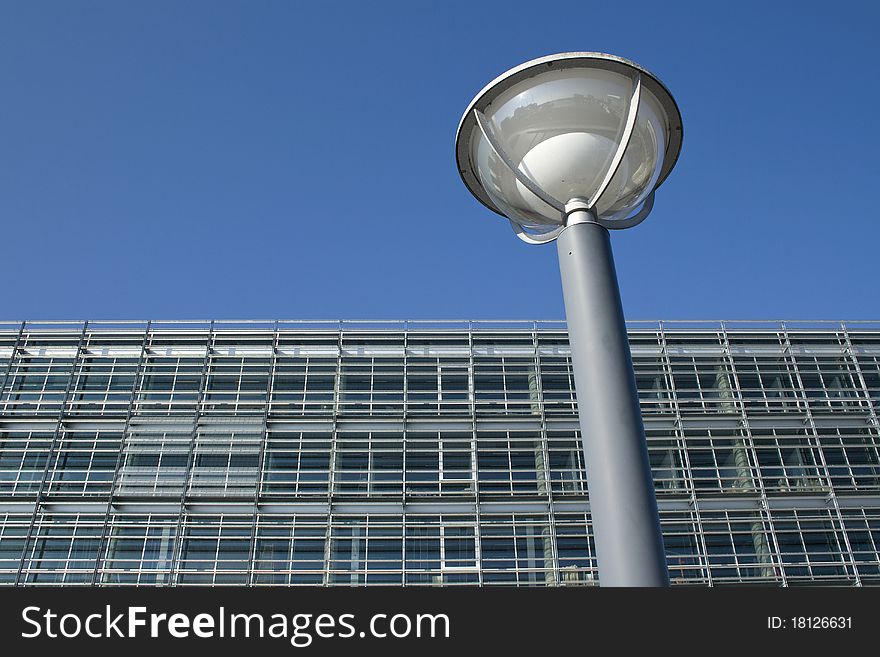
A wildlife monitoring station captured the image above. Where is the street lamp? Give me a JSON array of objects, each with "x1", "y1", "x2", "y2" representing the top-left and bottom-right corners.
[{"x1": 455, "y1": 52, "x2": 683, "y2": 586}]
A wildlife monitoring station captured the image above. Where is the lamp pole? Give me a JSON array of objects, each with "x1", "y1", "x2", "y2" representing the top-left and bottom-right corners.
[
  {"x1": 558, "y1": 207, "x2": 668, "y2": 586},
  {"x1": 455, "y1": 52, "x2": 683, "y2": 586}
]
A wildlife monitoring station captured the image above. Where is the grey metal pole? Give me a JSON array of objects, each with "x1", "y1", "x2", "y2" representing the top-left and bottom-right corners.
[{"x1": 556, "y1": 212, "x2": 669, "y2": 587}]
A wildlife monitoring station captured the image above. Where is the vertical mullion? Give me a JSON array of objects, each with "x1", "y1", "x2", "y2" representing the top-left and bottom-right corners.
[
  {"x1": 0, "y1": 321, "x2": 26, "y2": 410},
  {"x1": 720, "y1": 322, "x2": 782, "y2": 584},
  {"x1": 90, "y1": 321, "x2": 152, "y2": 585},
  {"x1": 468, "y1": 322, "x2": 482, "y2": 585},
  {"x1": 15, "y1": 320, "x2": 89, "y2": 586},
  {"x1": 401, "y1": 325, "x2": 408, "y2": 583},
  {"x1": 247, "y1": 322, "x2": 279, "y2": 585},
  {"x1": 322, "y1": 323, "x2": 343, "y2": 585},
  {"x1": 531, "y1": 324, "x2": 558, "y2": 585},
  {"x1": 841, "y1": 323, "x2": 880, "y2": 467},
  {"x1": 167, "y1": 321, "x2": 214, "y2": 585},
  {"x1": 657, "y1": 322, "x2": 705, "y2": 584},
  {"x1": 0, "y1": 323, "x2": 25, "y2": 496}
]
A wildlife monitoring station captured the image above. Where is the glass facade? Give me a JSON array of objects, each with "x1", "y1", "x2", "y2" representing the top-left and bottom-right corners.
[{"x1": 1, "y1": 319, "x2": 879, "y2": 586}]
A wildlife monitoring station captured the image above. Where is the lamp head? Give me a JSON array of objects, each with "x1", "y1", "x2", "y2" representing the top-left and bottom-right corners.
[{"x1": 455, "y1": 52, "x2": 683, "y2": 243}]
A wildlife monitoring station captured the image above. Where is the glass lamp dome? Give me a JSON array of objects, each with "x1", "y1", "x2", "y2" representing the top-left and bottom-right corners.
[{"x1": 455, "y1": 52, "x2": 683, "y2": 243}]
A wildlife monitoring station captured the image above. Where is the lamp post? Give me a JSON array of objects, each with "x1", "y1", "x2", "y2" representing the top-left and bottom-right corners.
[{"x1": 455, "y1": 52, "x2": 683, "y2": 586}]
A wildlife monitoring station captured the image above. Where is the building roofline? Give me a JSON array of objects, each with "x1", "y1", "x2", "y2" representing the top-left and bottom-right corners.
[{"x1": 2, "y1": 319, "x2": 880, "y2": 333}]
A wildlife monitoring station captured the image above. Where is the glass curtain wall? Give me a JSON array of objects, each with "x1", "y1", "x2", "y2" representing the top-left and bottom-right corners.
[{"x1": 0, "y1": 320, "x2": 878, "y2": 586}]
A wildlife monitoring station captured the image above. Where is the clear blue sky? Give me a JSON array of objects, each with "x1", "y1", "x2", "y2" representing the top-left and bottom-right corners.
[{"x1": 1, "y1": 1, "x2": 877, "y2": 321}]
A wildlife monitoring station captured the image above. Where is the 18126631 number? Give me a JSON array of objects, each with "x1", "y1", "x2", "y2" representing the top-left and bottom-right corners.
[{"x1": 790, "y1": 617, "x2": 851, "y2": 629}]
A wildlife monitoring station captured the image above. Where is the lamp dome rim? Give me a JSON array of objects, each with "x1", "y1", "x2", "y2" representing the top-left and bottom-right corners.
[{"x1": 454, "y1": 51, "x2": 684, "y2": 220}]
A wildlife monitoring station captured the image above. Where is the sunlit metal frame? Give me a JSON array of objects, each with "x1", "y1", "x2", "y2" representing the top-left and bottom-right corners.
[
  {"x1": 455, "y1": 52, "x2": 683, "y2": 244},
  {"x1": 1, "y1": 321, "x2": 878, "y2": 587}
]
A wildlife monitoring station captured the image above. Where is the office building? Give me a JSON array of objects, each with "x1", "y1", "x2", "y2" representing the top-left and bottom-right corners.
[{"x1": 0, "y1": 319, "x2": 878, "y2": 586}]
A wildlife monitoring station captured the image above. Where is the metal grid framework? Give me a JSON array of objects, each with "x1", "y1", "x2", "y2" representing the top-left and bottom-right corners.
[{"x1": 0, "y1": 319, "x2": 879, "y2": 587}]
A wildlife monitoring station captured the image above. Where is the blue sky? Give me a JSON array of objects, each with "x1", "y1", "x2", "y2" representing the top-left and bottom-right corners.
[{"x1": 1, "y1": 0, "x2": 877, "y2": 321}]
